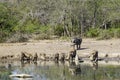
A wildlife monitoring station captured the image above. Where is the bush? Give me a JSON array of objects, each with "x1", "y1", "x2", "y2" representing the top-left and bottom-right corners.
[
  {"x1": 60, "y1": 36, "x2": 70, "y2": 41},
  {"x1": 0, "y1": 32, "x2": 8, "y2": 43},
  {"x1": 6, "y1": 33, "x2": 29, "y2": 43},
  {"x1": 97, "y1": 29, "x2": 114, "y2": 40},
  {"x1": 34, "y1": 33, "x2": 51, "y2": 40},
  {"x1": 86, "y1": 28, "x2": 99, "y2": 38},
  {"x1": 113, "y1": 28, "x2": 120, "y2": 38},
  {"x1": 96, "y1": 28, "x2": 120, "y2": 40},
  {"x1": 0, "y1": 3, "x2": 19, "y2": 42},
  {"x1": 54, "y1": 25, "x2": 64, "y2": 36}
]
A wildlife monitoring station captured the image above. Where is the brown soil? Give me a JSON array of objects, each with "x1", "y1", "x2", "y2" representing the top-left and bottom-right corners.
[{"x1": 0, "y1": 39, "x2": 120, "y2": 57}]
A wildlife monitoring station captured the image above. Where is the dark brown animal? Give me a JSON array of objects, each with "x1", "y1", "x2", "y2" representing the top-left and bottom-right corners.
[
  {"x1": 69, "y1": 50, "x2": 76, "y2": 61},
  {"x1": 72, "y1": 38, "x2": 82, "y2": 50},
  {"x1": 54, "y1": 53, "x2": 59, "y2": 62},
  {"x1": 59, "y1": 53, "x2": 65, "y2": 62},
  {"x1": 21, "y1": 52, "x2": 31, "y2": 62}
]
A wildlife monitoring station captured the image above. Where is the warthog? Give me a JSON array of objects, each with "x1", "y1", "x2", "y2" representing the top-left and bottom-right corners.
[{"x1": 72, "y1": 38, "x2": 82, "y2": 50}]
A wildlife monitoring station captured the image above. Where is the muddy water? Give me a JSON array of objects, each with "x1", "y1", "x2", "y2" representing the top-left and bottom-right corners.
[{"x1": 0, "y1": 61, "x2": 120, "y2": 80}]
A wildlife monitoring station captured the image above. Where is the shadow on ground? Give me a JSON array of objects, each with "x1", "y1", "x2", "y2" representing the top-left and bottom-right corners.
[{"x1": 78, "y1": 48, "x2": 88, "y2": 50}]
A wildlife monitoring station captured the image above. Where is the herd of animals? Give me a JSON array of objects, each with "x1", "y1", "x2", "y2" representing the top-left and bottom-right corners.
[
  {"x1": 0, "y1": 37, "x2": 99, "y2": 64},
  {"x1": 1, "y1": 37, "x2": 120, "y2": 79},
  {"x1": 2, "y1": 37, "x2": 119, "y2": 77}
]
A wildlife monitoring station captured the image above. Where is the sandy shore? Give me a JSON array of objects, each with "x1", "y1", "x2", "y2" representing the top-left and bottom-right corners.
[{"x1": 0, "y1": 38, "x2": 120, "y2": 57}]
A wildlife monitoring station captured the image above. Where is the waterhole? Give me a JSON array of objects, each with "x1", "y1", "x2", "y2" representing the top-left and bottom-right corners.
[{"x1": 0, "y1": 60, "x2": 120, "y2": 80}]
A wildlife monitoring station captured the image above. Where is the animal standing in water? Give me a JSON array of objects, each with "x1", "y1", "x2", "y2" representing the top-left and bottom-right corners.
[
  {"x1": 33, "y1": 53, "x2": 38, "y2": 62},
  {"x1": 89, "y1": 50, "x2": 98, "y2": 62},
  {"x1": 20, "y1": 52, "x2": 38, "y2": 62},
  {"x1": 67, "y1": 49, "x2": 77, "y2": 62},
  {"x1": 54, "y1": 53, "x2": 59, "y2": 62}
]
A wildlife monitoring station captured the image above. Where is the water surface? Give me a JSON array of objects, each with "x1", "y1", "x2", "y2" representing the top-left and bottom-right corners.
[{"x1": 0, "y1": 61, "x2": 120, "y2": 80}]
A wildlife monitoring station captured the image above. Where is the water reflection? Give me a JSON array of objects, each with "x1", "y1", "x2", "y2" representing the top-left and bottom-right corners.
[
  {"x1": 91, "y1": 62, "x2": 98, "y2": 80},
  {"x1": 68, "y1": 61, "x2": 81, "y2": 75},
  {"x1": 0, "y1": 60, "x2": 120, "y2": 80},
  {"x1": 91, "y1": 62, "x2": 98, "y2": 70}
]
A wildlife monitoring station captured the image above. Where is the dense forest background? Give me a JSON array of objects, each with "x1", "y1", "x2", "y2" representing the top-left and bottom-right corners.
[{"x1": 0, "y1": 0, "x2": 120, "y2": 42}]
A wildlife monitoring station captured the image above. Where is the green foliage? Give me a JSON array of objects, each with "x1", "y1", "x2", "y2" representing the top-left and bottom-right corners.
[
  {"x1": 0, "y1": 3, "x2": 19, "y2": 42},
  {"x1": 98, "y1": 30, "x2": 113, "y2": 40},
  {"x1": 31, "y1": 24, "x2": 52, "y2": 40},
  {"x1": 114, "y1": 28, "x2": 120, "y2": 38},
  {"x1": 0, "y1": 0, "x2": 120, "y2": 42},
  {"x1": 34, "y1": 33, "x2": 51, "y2": 40},
  {"x1": 6, "y1": 33, "x2": 29, "y2": 43},
  {"x1": 0, "y1": 4, "x2": 18, "y2": 31},
  {"x1": 54, "y1": 25, "x2": 64, "y2": 36},
  {"x1": 86, "y1": 28, "x2": 99, "y2": 38},
  {"x1": 38, "y1": 25, "x2": 51, "y2": 34},
  {"x1": 20, "y1": 20, "x2": 40, "y2": 33},
  {"x1": 72, "y1": 26, "x2": 81, "y2": 35},
  {"x1": 97, "y1": 28, "x2": 120, "y2": 40},
  {"x1": 85, "y1": 27, "x2": 120, "y2": 39}
]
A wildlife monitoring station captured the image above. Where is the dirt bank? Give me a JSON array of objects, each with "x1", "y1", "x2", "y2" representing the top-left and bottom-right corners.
[
  {"x1": 0, "y1": 39, "x2": 120, "y2": 57},
  {"x1": 77, "y1": 38, "x2": 120, "y2": 57}
]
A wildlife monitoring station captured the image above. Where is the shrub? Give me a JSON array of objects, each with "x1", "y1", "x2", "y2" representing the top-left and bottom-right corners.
[
  {"x1": 0, "y1": 3, "x2": 20, "y2": 42},
  {"x1": 97, "y1": 29, "x2": 114, "y2": 40},
  {"x1": 54, "y1": 25, "x2": 64, "y2": 36},
  {"x1": 86, "y1": 28, "x2": 99, "y2": 38},
  {"x1": 113, "y1": 28, "x2": 120, "y2": 38},
  {"x1": 6, "y1": 33, "x2": 29, "y2": 43},
  {"x1": 34, "y1": 33, "x2": 51, "y2": 40}
]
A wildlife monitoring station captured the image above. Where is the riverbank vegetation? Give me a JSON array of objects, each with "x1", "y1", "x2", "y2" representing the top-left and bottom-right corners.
[{"x1": 0, "y1": 0, "x2": 120, "y2": 42}]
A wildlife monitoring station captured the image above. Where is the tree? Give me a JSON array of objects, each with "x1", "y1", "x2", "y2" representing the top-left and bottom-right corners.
[{"x1": 0, "y1": 3, "x2": 19, "y2": 42}]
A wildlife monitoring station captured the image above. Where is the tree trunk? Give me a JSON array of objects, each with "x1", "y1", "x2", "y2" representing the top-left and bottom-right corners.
[{"x1": 92, "y1": 0, "x2": 97, "y2": 28}]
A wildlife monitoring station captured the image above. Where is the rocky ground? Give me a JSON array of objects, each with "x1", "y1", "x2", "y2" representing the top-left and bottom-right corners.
[{"x1": 0, "y1": 38, "x2": 120, "y2": 58}]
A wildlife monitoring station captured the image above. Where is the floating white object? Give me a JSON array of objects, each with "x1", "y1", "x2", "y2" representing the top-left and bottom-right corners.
[{"x1": 9, "y1": 74, "x2": 33, "y2": 78}]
